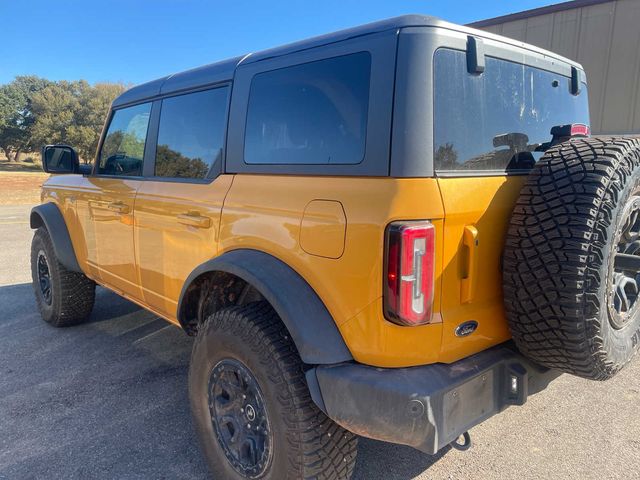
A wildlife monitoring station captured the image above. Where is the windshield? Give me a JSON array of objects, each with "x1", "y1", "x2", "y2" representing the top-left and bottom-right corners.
[{"x1": 433, "y1": 48, "x2": 590, "y2": 174}]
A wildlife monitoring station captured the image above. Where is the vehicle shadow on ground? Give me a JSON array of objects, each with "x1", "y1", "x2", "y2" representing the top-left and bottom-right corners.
[
  {"x1": 0, "y1": 282, "x2": 447, "y2": 479},
  {"x1": 353, "y1": 440, "x2": 450, "y2": 479}
]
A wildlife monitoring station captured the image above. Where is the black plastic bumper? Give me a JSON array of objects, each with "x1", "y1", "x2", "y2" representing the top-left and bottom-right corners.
[{"x1": 306, "y1": 343, "x2": 560, "y2": 454}]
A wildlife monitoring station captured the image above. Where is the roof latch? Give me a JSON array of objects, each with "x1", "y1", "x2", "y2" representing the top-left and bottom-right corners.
[{"x1": 466, "y1": 36, "x2": 485, "y2": 75}]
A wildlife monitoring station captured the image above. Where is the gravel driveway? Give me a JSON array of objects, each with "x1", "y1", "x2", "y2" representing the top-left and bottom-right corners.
[{"x1": 1, "y1": 204, "x2": 639, "y2": 479}]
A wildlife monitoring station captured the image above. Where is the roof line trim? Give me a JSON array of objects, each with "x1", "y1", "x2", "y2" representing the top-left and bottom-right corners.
[{"x1": 467, "y1": 0, "x2": 613, "y2": 28}]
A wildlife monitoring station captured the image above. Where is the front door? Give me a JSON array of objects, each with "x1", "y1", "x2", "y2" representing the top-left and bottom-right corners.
[
  {"x1": 133, "y1": 86, "x2": 232, "y2": 319},
  {"x1": 79, "y1": 102, "x2": 152, "y2": 299}
]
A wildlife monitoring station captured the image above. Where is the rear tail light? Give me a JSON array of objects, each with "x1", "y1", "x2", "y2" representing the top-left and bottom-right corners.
[
  {"x1": 384, "y1": 221, "x2": 435, "y2": 326},
  {"x1": 570, "y1": 123, "x2": 590, "y2": 137},
  {"x1": 550, "y1": 123, "x2": 591, "y2": 139}
]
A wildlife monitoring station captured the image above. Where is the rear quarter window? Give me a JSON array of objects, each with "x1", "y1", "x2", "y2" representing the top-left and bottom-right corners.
[
  {"x1": 433, "y1": 48, "x2": 590, "y2": 174},
  {"x1": 244, "y1": 52, "x2": 371, "y2": 165}
]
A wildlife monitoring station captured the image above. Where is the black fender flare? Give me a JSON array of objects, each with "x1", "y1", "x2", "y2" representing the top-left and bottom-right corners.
[
  {"x1": 178, "y1": 249, "x2": 353, "y2": 365},
  {"x1": 30, "y1": 203, "x2": 82, "y2": 273}
]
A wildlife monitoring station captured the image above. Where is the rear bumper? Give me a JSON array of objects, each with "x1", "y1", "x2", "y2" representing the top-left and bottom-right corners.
[{"x1": 306, "y1": 343, "x2": 560, "y2": 454}]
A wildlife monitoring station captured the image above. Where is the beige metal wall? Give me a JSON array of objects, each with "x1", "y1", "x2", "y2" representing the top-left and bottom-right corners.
[{"x1": 476, "y1": 0, "x2": 640, "y2": 134}]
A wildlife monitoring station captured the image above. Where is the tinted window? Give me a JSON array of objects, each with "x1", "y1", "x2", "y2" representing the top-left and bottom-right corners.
[
  {"x1": 155, "y1": 87, "x2": 229, "y2": 179},
  {"x1": 245, "y1": 52, "x2": 371, "y2": 165},
  {"x1": 434, "y1": 48, "x2": 590, "y2": 173},
  {"x1": 99, "y1": 103, "x2": 151, "y2": 176}
]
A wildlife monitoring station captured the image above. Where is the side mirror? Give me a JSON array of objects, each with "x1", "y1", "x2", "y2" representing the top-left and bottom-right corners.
[
  {"x1": 41, "y1": 145, "x2": 80, "y2": 174},
  {"x1": 78, "y1": 163, "x2": 93, "y2": 175}
]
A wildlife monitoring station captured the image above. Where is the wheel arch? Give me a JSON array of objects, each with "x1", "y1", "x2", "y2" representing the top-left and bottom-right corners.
[
  {"x1": 177, "y1": 249, "x2": 353, "y2": 365},
  {"x1": 30, "y1": 203, "x2": 82, "y2": 273}
]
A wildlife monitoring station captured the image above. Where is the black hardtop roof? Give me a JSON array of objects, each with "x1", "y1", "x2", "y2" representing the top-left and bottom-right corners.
[
  {"x1": 111, "y1": 13, "x2": 582, "y2": 108},
  {"x1": 112, "y1": 55, "x2": 244, "y2": 108},
  {"x1": 111, "y1": 14, "x2": 443, "y2": 108}
]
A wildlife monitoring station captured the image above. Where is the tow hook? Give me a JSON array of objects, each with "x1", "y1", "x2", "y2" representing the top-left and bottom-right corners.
[{"x1": 450, "y1": 431, "x2": 472, "y2": 451}]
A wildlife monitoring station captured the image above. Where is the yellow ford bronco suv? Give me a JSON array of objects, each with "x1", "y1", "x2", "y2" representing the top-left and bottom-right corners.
[{"x1": 32, "y1": 14, "x2": 640, "y2": 480}]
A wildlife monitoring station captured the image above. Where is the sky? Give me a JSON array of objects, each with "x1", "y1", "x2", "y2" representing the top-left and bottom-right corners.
[{"x1": 0, "y1": 0, "x2": 557, "y2": 86}]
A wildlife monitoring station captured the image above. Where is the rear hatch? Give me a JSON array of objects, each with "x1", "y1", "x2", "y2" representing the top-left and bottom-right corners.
[{"x1": 433, "y1": 47, "x2": 590, "y2": 360}]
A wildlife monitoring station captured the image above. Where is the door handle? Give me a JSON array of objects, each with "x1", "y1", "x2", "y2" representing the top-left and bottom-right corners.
[
  {"x1": 461, "y1": 225, "x2": 479, "y2": 304},
  {"x1": 107, "y1": 201, "x2": 130, "y2": 214},
  {"x1": 177, "y1": 213, "x2": 211, "y2": 229}
]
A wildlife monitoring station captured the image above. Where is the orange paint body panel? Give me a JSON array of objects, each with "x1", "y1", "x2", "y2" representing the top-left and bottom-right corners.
[
  {"x1": 41, "y1": 171, "x2": 521, "y2": 368},
  {"x1": 437, "y1": 176, "x2": 525, "y2": 362},
  {"x1": 133, "y1": 176, "x2": 234, "y2": 318}
]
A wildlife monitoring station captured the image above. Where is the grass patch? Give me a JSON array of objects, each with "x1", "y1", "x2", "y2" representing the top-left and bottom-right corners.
[{"x1": 0, "y1": 153, "x2": 43, "y2": 173}]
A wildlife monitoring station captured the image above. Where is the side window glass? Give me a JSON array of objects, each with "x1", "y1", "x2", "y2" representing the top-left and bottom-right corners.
[
  {"x1": 155, "y1": 87, "x2": 229, "y2": 179},
  {"x1": 98, "y1": 103, "x2": 151, "y2": 176},
  {"x1": 244, "y1": 52, "x2": 371, "y2": 165}
]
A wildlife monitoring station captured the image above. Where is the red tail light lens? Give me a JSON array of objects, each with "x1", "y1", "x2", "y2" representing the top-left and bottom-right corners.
[
  {"x1": 550, "y1": 123, "x2": 591, "y2": 139},
  {"x1": 570, "y1": 123, "x2": 590, "y2": 137},
  {"x1": 384, "y1": 221, "x2": 435, "y2": 326}
]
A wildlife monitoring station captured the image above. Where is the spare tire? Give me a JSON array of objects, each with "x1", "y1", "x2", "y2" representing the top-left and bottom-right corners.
[{"x1": 503, "y1": 137, "x2": 640, "y2": 380}]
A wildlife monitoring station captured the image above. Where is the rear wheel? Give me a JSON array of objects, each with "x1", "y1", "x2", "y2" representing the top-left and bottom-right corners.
[
  {"x1": 503, "y1": 137, "x2": 640, "y2": 380},
  {"x1": 189, "y1": 302, "x2": 358, "y2": 479},
  {"x1": 31, "y1": 227, "x2": 95, "y2": 327}
]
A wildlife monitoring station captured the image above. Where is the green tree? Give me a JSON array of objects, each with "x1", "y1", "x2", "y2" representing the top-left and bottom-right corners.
[
  {"x1": 434, "y1": 142, "x2": 459, "y2": 169},
  {"x1": 155, "y1": 144, "x2": 209, "y2": 178},
  {"x1": 1, "y1": 75, "x2": 129, "y2": 164},
  {"x1": 30, "y1": 80, "x2": 127, "y2": 162},
  {"x1": 0, "y1": 76, "x2": 52, "y2": 161},
  {"x1": 69, "y1": 82, "x2": 126, "y2": 160},
  {"x1": 30, "y1": 80, "x2": 82, "y2": 151}
]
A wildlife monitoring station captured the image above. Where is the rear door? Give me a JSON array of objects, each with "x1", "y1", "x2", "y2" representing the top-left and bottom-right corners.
[
  {"x1": 433, "y1": 47, "x2": 590, "y2": 359},
  {"x1": 134, "y1": 86, "x2": 233, "y2": 319}
]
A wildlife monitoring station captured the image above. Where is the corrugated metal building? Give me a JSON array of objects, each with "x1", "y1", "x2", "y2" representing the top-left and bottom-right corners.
[{"x1": 469, "y1": 0, "x2": 640, "y2": 135}]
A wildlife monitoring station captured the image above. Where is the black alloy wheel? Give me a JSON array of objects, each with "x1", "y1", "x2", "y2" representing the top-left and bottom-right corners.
[
  {"x1": 37, "y1": 250, "x2": 52, "y2": 306},
  {"x1": 208, "y1": 358, "x2": 272, "y2": 478},
  {"x1": 609, "y1": 194, "x2": 640, "y2": 328},
  {"x1": 31, "y1": 227, "x2": 96, "y2": 327},
  {"x1": 189, "y1": 302, "x2": 358, "y2": 479}
]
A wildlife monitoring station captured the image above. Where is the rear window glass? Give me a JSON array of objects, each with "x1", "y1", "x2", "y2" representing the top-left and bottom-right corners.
[
  {"x1": 155, "y1": 87, "x2": 229, "y2": 180},
  {"x1": 434, "y1": 48, "x2": 590, "y2": 173},
  {"x1": 244, "y1": 52, "x2": 371, "y2": 165}
]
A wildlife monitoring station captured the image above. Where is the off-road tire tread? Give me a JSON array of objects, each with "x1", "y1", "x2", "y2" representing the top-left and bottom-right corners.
[
  {"x1": 32, "y1": 227, "x2": 95, "y2": 327},
  {"x1": 503, "y1": 137, "x2": 640, "y2": 380},
  {"x1": 193, "y1": 302, "x2": 358, "y2": 479}
]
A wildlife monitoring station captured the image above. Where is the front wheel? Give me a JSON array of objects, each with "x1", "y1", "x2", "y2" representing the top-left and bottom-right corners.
[
  {"x1": 31, "y1": 227, "x2": 95, "y2": 327},
  {"x1": 189, "y1": 302, "x2": 358, "y2": 479}
]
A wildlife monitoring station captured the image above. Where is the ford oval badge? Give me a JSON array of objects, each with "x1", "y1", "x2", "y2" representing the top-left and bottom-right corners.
[{"x1": 455, "y1": 320, "x2": 478, "y2": 337}]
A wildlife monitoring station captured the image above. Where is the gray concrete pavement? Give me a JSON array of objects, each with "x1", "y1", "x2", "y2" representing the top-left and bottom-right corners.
[
  {"x1": 0, "y1": 205, "x2": 33, "y2": 286},
  {"x1": 1, "y1": 204, "x2": 639, "y2": 479}
]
